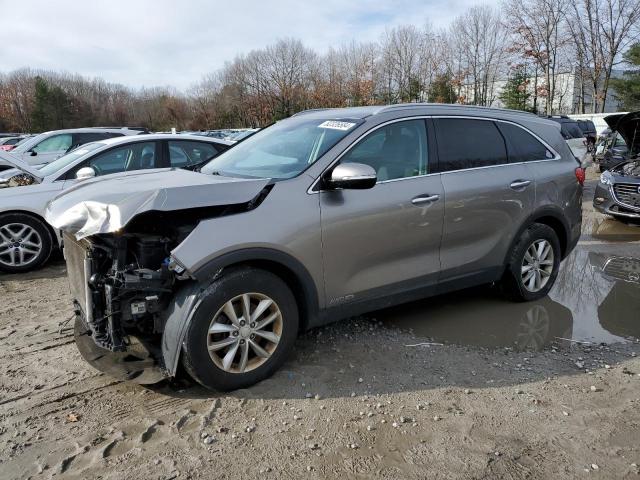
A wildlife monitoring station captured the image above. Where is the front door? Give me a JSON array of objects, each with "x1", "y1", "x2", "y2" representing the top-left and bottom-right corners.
[{"x1": 319, "y1": 118, "x2": 444, "y2": 308}]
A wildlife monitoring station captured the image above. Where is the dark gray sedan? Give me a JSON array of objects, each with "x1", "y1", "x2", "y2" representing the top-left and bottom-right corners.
[{"x1": 593, "y1": 111, "x2": 640, "y2": 221}]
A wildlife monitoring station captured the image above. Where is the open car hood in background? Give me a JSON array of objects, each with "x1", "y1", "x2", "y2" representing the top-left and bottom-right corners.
[
  {"x1": 44, "y1": 168, "x2": 270, "y2": 239},
  {"x1": 603, "y1": 113, "x2": 626, "y2": 130},
  {"x1": 0, "y1": 150, "x2": 44, "y2": 181},
  {"x1": 604, "y1": 111, "x2": 640, "y2": 154},
  {"x1": 611, "y1": 112, "x2": 640, "y2": 153}
]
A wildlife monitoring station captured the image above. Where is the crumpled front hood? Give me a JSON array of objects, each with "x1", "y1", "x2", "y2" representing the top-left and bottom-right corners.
[{"x1": 45, "y1": 168, "x2": 270, "y2": 239}]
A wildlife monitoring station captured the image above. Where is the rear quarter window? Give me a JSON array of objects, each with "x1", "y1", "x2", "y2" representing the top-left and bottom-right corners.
[{"x1": 497, "y1": 123, "x2": 555, "y2": 162}]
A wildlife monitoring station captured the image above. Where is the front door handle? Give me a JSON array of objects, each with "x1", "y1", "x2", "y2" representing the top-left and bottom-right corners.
[
  {"x1": 510, "y1": 180, "x2": 531, "y2": 190},
  {"x1": 411, "y1": 194, "x2": 440, "y2": 206}
]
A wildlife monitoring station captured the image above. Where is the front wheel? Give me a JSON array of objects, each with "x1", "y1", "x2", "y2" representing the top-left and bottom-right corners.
[
  {"x1": 181, "y1": 267, "x2": 299, "y2": 391},
  {"x1": 0, "y1": 213, "x2": 53, "y2": 273},
  {"x1": 500, "y1": 223, "x2": 561, "y2": 302}
]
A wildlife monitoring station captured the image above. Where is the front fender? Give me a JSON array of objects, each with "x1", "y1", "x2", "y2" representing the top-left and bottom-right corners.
[{"x1": 160, "y1": 280, "x2": 215, "y2": 376}]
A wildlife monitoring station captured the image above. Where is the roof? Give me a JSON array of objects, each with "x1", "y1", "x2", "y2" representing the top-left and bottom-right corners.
[
  {"x1": 97, "y1": 133, "x2": 234, "y2": 147},
  {"x1": 294, "y1": 103, "x2": 539, "y2": 120}
]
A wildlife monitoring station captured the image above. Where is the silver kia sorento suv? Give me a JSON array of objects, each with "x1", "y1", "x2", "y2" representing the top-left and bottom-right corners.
[{"x1": 45, "y1": 104, "x2": 584, "y2": 391}]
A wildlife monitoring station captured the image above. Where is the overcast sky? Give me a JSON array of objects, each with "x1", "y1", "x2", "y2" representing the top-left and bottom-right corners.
[{"x1": 0, "y1": 0, "x2": 497, "y2": 90}]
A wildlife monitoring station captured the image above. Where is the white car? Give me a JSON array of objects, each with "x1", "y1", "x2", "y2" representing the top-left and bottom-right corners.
[
  {"x1": 0, "y1": 134, "x2": 231, "y2": 273},
  {"x1": 0, "y1": 127, "x2": 148, "y2": 171}
]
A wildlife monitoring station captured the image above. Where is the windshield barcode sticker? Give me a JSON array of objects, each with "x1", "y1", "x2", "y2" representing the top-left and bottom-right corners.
[{"x1": 318, "y1": 121, "x2": 356, "y2": 131}]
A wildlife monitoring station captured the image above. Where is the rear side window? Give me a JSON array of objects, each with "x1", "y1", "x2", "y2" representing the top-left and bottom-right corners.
[
  {"x1": 435, "y1": 118, "x2": 508, "y2": 171},
  {"x1": 497, "y1": 122, "x2": 554, "y2": 162},
  {"x1": 168, "y1": 141, "x2": 219, "y2": 168}
]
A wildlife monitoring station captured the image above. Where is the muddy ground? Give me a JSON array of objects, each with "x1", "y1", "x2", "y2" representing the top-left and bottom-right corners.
[{"x1": 1, "y1": 175, "x2": 640, "y2": 479}]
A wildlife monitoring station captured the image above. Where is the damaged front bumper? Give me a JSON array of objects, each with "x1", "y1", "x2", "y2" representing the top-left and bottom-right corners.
[
  {"x1": 74, "y1": 315, "x2": 167, "y2": 384},
  {"x1": 65, "y1": 232, "x2": 173, "y2": 384}
]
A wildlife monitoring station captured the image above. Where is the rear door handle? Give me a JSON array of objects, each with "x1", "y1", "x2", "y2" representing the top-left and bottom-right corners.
[
  {"x1": 510, "y1": 180, "x2": 531, "y2": 190},
  {"x1": 411, "y1": 194, "x2": 440, "y2": 206}
]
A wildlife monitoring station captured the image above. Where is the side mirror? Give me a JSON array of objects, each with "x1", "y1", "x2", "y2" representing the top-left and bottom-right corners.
[
  {"x1": 327, "y1": 163, "x2": 377, "y2": 190},
  {"x1": 29, "y1": 150, "x2": 37, "y2": 156},
  {"x1": 75, "y1": 166, "x2": 96, "y2": 181}
]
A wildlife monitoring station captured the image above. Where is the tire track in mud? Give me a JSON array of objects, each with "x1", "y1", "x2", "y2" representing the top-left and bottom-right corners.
[{"x1": 0, "y1": 375, "x2": 120, "y2": 411}]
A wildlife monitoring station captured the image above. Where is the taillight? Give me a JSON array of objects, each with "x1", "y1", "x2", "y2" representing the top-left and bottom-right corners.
[{"x1": 575, "y1": 167, "x2": 585, "y2": 185}]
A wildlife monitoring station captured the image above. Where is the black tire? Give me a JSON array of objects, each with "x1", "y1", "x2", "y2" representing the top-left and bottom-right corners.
[
  {"x1": 181, "y1": 267, "x2": 299, "y2": 391},
  {"x1": 0, "y1": 213, "x2": 53, "y2": 273},
  {"x1": 500, "y1": 223, "x2": 561, "y2": 302}
]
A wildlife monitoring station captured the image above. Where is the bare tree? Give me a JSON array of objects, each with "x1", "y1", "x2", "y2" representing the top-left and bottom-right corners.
[
  {"x1": 503, "y1": 0, "x2": 571, "y2": 114},
  {"x1": 450, "y1": 5, "x2": 508, "y2": 106}
]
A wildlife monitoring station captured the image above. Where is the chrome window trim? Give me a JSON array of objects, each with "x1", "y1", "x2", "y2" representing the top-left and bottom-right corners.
[{"x1": 308, "y1": 114, "x2": 561, "y2": 194}]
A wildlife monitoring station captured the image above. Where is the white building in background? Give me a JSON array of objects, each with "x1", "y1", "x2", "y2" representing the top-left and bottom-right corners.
[{"x1": 462, "y1": 68, "x2": 624, "y2": 115}]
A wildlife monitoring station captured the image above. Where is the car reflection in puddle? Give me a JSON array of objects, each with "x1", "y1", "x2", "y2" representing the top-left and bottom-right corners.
[{"x1": 377, "y1": 247, "x2": 640, "y2": 351}]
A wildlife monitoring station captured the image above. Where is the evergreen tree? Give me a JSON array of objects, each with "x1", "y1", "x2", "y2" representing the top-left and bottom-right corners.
[
  {"x1": 30, "y1": 76, "x2": 71, "y2": 132},
  {"x1": 611, "y1": 43, "x2": 640, "y2": 111},
  {"x1": 429, "y1": 74, "x2": 456, "y2": 104},
  {"x1": 31, "y1": 76, "x2": 51, "y2": 132},
  {"x1": 499, "y1": 67, "x2": 533, "y2": 112}
]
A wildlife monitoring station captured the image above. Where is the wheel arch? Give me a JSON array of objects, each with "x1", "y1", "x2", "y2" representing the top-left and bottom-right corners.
[
  {"x1": 504, "y1": 207, "x2": 571, "y2": 269},
  {"x1": 161, "y1": 248, "x2": 320, "y2": 377},
  {"x1": 0, "y1": 209, "x2": 59, "y2": 248},
  {"x1": 190, "y1": 248, "x2": 320, "y2": 332}
]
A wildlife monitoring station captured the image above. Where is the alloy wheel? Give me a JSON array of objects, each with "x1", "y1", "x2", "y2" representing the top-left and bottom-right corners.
[
  {"x1": 521, "y1": 239, "x2": 555, "y2": 292},
  {"x1": 0, "y1": 223, "x2": 43, "y2": 268},
  {"x1": 207, "y1": 293, "x2": 283, "y2": 374}
]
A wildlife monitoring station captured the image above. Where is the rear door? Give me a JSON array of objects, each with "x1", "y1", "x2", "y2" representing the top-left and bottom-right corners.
[
  {"x1": 435, "y1": 117, "x2": 536, "y2": 283},
  {"x1": 319, "y1": 118, "x2": 444, "y2": 307}
]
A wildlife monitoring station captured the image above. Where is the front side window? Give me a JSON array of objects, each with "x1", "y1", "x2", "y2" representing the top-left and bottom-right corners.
[
  {"x1": 168, "y1": 141, "x2": 219, "y2": 167},
  {"x1": 201, "y1": 117, "x2": 363, "y2": 179},
  {"x1": 32, "y1": 134, "x2": 72, "y2": 153},
  {"x1": 497, "y1": 122, "x2": 554, "y2": 162},
  {"x1": 67, "y1": 141, "x2": 157, "y2": 178},
  {"x1": 435, "y1": 118, "x2": 508, "y2": 171},
  {"x1": 340, "y1": 119, "x2": 428, "y2": 181}
]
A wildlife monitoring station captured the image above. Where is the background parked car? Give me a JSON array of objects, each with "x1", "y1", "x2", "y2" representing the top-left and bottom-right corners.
[
  {"x1": 576, "y1": 119, "x2": 597, "y2": 153},
  {"x1": 0, "y1": 135, "x2": 31, "y2": 152},
  {"x1": 593, "y1": 111, "x2": 640, "y2": 222},
  {"x1": 544, "y1": 115, "x2": 587, "y2": 161},
  {"x1": 0, "y1": 127, "x2": 149, "y2": 171},
  {"x1": 0, "y1": 134, "x2": 230, "y2": 273}
]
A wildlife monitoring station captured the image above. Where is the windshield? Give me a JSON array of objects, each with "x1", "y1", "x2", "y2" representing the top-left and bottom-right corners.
[
  {"x1": 39, "y1": 142, "x2": 105, "y2": 177},
  {"x1": 201, "y1": 117, "x2": 362, "y2": 179}
]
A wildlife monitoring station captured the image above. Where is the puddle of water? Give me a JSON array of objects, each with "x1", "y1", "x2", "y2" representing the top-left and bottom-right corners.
[{"x1": 378, "y1": 245, "x2": 640, "y2": 351}]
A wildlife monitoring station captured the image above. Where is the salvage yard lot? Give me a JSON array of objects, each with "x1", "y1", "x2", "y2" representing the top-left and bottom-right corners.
[{"x1": 1, "y1": 173, "x2": 640, "y2": 479}]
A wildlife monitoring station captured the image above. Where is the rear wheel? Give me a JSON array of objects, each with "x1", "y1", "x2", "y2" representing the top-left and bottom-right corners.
[
  {"x1": 181, "y1": 267, "x2": 299, "y2": 391},
  {"x1": 500, "y1": 223, "x2": 561, "y2": 302},
  {"x1": 0, "y1": 213, "x2": 53, "y2": 273}
]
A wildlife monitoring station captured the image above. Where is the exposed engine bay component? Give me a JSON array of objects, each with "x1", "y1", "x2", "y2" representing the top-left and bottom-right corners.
[
  {"x1": 0, "y1": 173, "x2": 36, "y2": 189},
  {"x1": 67, "y1": 233, "x2": 175, "y2": 355}
]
